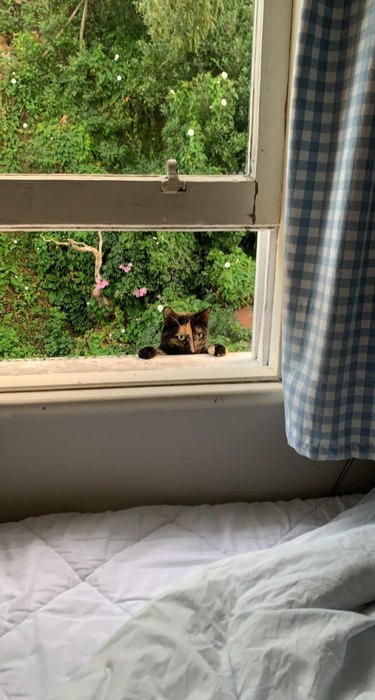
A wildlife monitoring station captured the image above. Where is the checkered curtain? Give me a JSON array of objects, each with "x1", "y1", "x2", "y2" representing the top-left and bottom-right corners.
[{"x1": 282, "y1": 1, "x2": 375, "y2": 460}]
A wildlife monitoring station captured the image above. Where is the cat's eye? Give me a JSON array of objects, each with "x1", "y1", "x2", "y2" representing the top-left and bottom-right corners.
[
  {"x1": 196, "y1": 332, "x2": 204, "y2": 339},
  {"x1": 177, "y1": 334, "x2": 186, "y2": 341}
]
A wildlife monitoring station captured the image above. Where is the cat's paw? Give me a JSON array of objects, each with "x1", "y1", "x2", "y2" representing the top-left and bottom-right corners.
[
  {"x1": 207, "y1": 344, "x2": 226, "y2": 357},
  {"x1": 214, "y1": 344, "x2": 226, "y2": 357},
  {"x1": 138, "y1": 346, "x2": 158, "y2": 359}
]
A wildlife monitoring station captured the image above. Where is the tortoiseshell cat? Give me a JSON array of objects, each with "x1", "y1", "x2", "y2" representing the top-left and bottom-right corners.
[{"x1": 138, "y1": 307, "x2": 226, "y2": 359}]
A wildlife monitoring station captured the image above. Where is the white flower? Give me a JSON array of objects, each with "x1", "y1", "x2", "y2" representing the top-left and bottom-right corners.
[
  {"x1": 221, "y1": 71, "x2": 228, "y2": 80},
  {"x1": 121, "y1": 328, "x2": 125, "y2": 334},
  {"x1": 86, "y1": 301, "x2": 90, "y2": 306},
  {"x1": 116, "y1": 75, "x2": 122, "y2": 81},
  {"x1": 13, "y1": 239, "x2": 18, "y2": 244},
  {"x1": 152, "y1": 236, "x2": 157, "y2": 240},
  {"x1": 169, "y1": 89, "x2": 175, "y2": 95},
  {"x1": 22, "y1": 122, "x2": 28, "y2": 129},
  {"x1": 24, "y1": 285, "x2": 29, "y2": 290},
  {"x1": 109, "y1": 333, "x2": 112, "y2": 338},
  {"x1": 224, "y1": 261, "x2": 231, "y2": 269},
  {"x1": 114, "y1": 53, "x2": 120, "y2": 61},
  {"x1": 221, "y1": 98, "x2": 227, "y2": 107},
  {"x1": 187, "y1": 128, "x2": 195, "y2": 137},
  {"x1": 11, "y1": 78, "x2": 17, "y2": 85},
  {"x1": 157, "y1": 304, "x2": 163, "y2": 313}
]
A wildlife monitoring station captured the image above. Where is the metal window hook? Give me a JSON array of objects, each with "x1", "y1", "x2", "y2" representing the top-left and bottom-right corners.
[{"x1": 161, "y1": 159, "x2": 187, "y2": 193}]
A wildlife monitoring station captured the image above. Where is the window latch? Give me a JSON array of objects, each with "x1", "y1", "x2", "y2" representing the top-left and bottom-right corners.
[{"x1": 161, "y1": 159, "x2": 186, "y2": 194}]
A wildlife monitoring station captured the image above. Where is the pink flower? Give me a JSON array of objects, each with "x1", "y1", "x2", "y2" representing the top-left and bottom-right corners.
[
  {"x1": 95, "y1": 276, "x2": 109, "y2": 291},
  {"x1": 119, "y1": 262, "x2": 133, "y2": 273},
  {"x1": 133, "y1": 287, "x2": 148, "y2": 298}
]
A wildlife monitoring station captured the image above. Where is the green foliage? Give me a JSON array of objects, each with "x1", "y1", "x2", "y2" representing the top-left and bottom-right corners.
[
  {"x1": 25, "y1": 121, "x2": 94, "y2": 173},
  {"x1": 0, "y1": 234, "x2": 18, "y2": 296},
  {"x1": 0, "y1": 0, "x2": 255, "y2": 359},
  {"x1": 0, "y1": 315, "x2": 31, "y2": 358},
  {"x1": 103, "y1": 232, "x2": 200, "y2": 306},
  {"x1": 208, "y1": 306, "x2": 252, "y2": 351},
  {"x1": 162, "y1": 72, "x2": 246, "y2": 173},
  {"x1": 206, "y1": 247, "x2": 256, "y2": 308},
  {"x1": 138, "y1": 0, "x2": 224, "y2": 52},
  {"x1": 44, "y1": 308, "x2": 74, "y2": 357},
  {"x1": 0, "y1": 0, "x2": 253, "y2": 174}
]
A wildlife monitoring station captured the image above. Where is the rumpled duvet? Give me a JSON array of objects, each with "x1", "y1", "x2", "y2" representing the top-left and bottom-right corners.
[{"x1": 53, "y1": 489, "x2": 375, "y2": 700}]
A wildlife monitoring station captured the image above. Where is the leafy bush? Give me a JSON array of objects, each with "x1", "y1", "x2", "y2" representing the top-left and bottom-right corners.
[
  {"x1": 44, "y1": 308, "x2": 74, "y2": 357},
  {"x1": 208, "y1": 306, "x2": 252, "y2": 351},
  {"x1": 206, "y1": 247, "x2": 256, "y2": 307},
  {"x1": 162, "y1": 72, "x2": 245, "y2": 173},
  {"x1": 0, "y1": 316, "x2": 25, "y2": 358}
]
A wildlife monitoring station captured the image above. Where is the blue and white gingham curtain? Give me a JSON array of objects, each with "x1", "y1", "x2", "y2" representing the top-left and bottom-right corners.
[{"x1": 283, "y1": 1, "x2": 375, "y2": 460}]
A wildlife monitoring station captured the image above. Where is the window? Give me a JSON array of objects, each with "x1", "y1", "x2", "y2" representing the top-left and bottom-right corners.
[{"x1": 0, "y1": 0, "x2": 293, "y2": 393}]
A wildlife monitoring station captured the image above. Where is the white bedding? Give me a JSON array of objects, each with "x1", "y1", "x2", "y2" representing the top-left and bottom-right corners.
[
  {"x1": 54, "y1": 490, "x2": 375, "y2": 700},
  {"x1": 0, "y1": 495, "x2": 361, "y2": 700}
]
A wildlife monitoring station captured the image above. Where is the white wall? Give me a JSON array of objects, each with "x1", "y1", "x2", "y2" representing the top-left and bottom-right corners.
[{"x1": 1, "y1": 386, "x2": 373, "y2": 521}]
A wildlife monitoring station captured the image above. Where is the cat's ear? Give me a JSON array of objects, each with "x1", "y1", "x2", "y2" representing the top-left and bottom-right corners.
[
  {"x1": 196, "y1": 307, "x2": 211, "y2": 325},
  {"x1": 163, "y1": 307, "x2": 179, "y2": 324}
]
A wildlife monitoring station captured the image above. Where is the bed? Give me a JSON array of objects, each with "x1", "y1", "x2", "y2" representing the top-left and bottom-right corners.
[{"x1": 1, "y1": 492, "x2": 373, "y2": 700}]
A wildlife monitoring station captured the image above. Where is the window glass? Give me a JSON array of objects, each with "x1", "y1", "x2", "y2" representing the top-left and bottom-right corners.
[
  {"x1": 0, "y1": 0, "x2": 253, "y2": 175},
  {"x1": 0, "y1": 231, "x2": 255, "y2": 359},
  {"x1": 0, "y1": 230, "x2": 255, "y2": 359},
  {"x1": 0, "y1": 2, "x2": 259, "y2": 364}
]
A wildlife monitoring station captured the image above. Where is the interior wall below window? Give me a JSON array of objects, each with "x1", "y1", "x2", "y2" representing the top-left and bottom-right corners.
[{"x1": 0, "y1": 388, "x2": 373, "y2": 522}]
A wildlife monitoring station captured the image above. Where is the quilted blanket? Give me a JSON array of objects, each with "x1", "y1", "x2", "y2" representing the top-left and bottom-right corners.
[
  {"x1": 0, "y1": 495, "x2": 362, "y2": 699},
  {"x1": 54, "y1": 490, "x2": 375, "y2": 700}
]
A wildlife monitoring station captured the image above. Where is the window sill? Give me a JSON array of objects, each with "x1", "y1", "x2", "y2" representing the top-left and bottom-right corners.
[{"x1": 0, "y1": 352, "x2": 279, "y2": 395}]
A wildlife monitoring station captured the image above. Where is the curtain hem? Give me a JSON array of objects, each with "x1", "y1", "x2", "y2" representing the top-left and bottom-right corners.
[{"x1": 286, "y1": 434, "x2": 375, "y2": 462}]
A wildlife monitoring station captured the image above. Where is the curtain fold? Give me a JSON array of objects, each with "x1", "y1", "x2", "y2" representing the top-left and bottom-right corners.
[{"x1": 283, "y1": 0, "x2": 375, "y2": 460}]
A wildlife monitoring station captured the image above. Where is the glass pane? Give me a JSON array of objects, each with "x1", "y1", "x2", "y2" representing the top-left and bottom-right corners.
[
  {"x1": 0, "y1": 0, "x2": 253, "y2": 174},
  {"x1": 0, "y1": 230, "x2": 255, "y2": 359}
]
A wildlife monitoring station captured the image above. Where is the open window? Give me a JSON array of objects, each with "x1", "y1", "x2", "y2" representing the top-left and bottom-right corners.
[{"x1": 0, "y1": 0, "x2": 293, "y2": 393}]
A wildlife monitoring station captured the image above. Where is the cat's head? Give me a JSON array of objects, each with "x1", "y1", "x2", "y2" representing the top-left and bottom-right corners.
[{"x1": 161, "y1": 307, "x2": 211, "y2": 354}]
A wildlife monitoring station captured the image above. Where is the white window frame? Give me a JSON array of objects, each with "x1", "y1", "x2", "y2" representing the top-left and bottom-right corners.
[{"x1": 0, "y1": 0, "x2": 295, "y2": 396}]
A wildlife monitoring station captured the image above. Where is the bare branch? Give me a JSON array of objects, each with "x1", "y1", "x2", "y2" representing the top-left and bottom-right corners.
[
  {"x1": 41, "y1": 235, "x2": 69, "y2": 247},
  {"x1": 42, "y1": 1, "x2": 84, "y2": 58},
  {"x1": 41, "y1": 232, "x2": 109, "y2": 305},
  {"x1": 79, "y1": 0, "x2": 89, "y2": 50},
  {"x1": 94, "y1": 231, "x2": 104, "y2": 280}
]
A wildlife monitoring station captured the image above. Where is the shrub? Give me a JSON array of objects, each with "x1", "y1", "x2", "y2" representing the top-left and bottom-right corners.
[
  {"x1": 206, "y1": 247, "x2": 256, "y2": 308},
  {"x1": 43, "y1": 308, "x2": 74, "y2": 357}
]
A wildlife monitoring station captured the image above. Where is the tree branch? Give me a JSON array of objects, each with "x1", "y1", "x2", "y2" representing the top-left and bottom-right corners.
[
  {"x1": 95, "y1": 231, "x2": 103, "y2": 280},
  {"x1": 42, "y1": 0, "x2": 84, "y2": 58},
  {"x1": 41, "y1": 232, "x2": 109, "y2": 305},
  {"x1": 79, "y1": 0, "x2": 89, "y2": 50}
]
